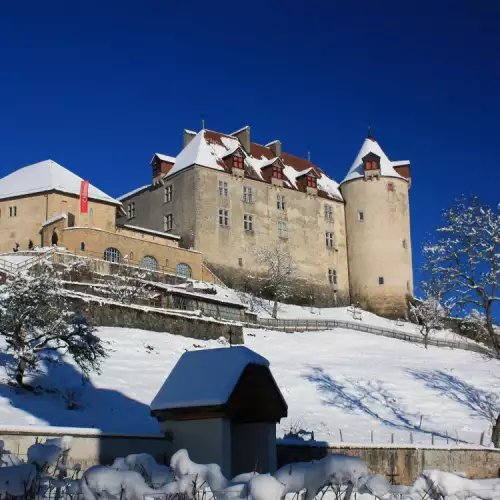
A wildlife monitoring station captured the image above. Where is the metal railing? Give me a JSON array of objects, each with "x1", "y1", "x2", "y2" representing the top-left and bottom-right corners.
[
  {"x1": 0, "y1": 249, "x2": 54, "y2": 273},
  {"x1": 251, "y1": 317, "x2": 489, "y2": 355}
]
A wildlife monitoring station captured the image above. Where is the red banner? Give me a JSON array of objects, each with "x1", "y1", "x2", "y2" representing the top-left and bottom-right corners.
[{"x1": 80, "y1": 180, "x2": 89, "y2": 213}]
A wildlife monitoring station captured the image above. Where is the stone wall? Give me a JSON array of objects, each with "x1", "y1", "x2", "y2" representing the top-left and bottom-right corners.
[
  {"x1": 0, "y1": 428, "x2": 170, "y2": 468},
  {"x1": 69, "y1": 295, "x2": 244, "y2": 344},
  {"x1": 277, "y1": 443, "x2": 500, "y2": 484}
]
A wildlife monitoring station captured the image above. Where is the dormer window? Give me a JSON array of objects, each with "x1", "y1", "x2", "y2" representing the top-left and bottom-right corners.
[
  {"x1": 307, "y1": 176, "x2": 317, "y2": 188},
  {"x1": 233, "y1": 154, "x2": 244, "y2": 169},
  {"x1": 273, "y1": 166, "x2": 284, "y2": 179},
  {"x1": 362, "y1": 153, "x2": 380, "y2": 171}
]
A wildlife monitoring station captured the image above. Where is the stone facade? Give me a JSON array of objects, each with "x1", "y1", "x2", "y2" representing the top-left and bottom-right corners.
[{"x1": 0, "y1": 191, "x2": 116, "y2": 253}]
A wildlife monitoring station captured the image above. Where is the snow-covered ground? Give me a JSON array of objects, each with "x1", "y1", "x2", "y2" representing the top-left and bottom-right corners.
[{"x1": 0, "y1": 327, "x2": 498, "y2": 447}]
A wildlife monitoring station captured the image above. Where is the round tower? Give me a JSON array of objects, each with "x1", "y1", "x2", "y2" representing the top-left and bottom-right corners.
[{"x1": 340, "y1": 134, "x2": 413, "y2": 318}]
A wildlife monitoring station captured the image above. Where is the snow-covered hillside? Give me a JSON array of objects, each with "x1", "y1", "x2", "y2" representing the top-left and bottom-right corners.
[{"x1": 0, "y1": 327, "x2": 497, "y2": 447}]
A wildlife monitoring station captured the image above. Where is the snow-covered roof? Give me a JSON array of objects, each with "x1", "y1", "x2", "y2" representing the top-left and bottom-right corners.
[
  {"x1": 42, "y1": 214, "x2": 66, "y2": 227},
  {"x1": 118, "y1": 224, "x2": 181, "y2": 240},
  {"x1": 341, "y1": 138, "x2": 410, "y2": 184},
  {"x1": 150, "y1": 346, "x2": 269, "y2": 410},
  {"x1": 0, "y1": 160, "x2": 121, "y2": 205},
  {"x1": 118, "y1": 185, "x2": 150, "y2": 201},
  {"x1": 163, "y1": 129, "x2": 343, "y2": 201},
  {"x1": 153, "y1": 153, "x2": 176, "y2": 163}
]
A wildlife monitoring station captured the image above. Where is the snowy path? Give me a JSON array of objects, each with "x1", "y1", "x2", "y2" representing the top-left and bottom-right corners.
[{"x1": 0, "y1": 327, "x2": 498, "y2": 447}]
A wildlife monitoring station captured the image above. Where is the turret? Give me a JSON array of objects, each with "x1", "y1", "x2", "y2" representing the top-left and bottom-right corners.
[{"x1": 340, "y1": 133, "x2": 413, "y2": 318}]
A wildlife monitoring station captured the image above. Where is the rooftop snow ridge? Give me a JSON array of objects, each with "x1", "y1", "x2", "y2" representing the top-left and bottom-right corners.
[
  {"x1": 117, "y1": 185, "x2": 150, "y2": 201},
  {"x1": 265, "y1": 139, "x2": 280, "y2": 147},
  {"x1": 230, "y1": 125, "x2": 250, "y2": 136},
  {"x1": 154, "y1": 153, "x2": 176, "y2": 163}
]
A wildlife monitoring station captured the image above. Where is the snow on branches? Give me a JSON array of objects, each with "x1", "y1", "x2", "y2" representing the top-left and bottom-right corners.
[
  {"x1": 0, "y1": 264, "x2": 107, "y2": 387},
  {"x1": 423, "y1": 196, "x2": 500, "y2": 355},
  {"x1": 410, "y1": 294, "x2": 447, "y2": 349}
]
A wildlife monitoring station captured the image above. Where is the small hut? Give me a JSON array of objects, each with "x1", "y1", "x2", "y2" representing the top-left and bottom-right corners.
[{"x1": 150, "y1": 346, "x2": 287, "y2": 477}]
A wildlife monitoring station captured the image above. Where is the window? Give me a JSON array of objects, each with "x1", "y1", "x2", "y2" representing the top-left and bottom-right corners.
[
  {"x1": 402, "y1": 239, "x2": 407, "y2": 249},
  {"x1": 238, "y1": 257, "x2": 243, "y2": 267},
  {"x1": 278, "y1": 220, "x2": 288, "y2": 239},
  {"x1": 388, "y1": 182, "x2": 395, "y2": 192},
  {"x1": 325, "y1": 231, "x2": 335, "y2": 248},
  {"x1": 165, "y1": 185, "x2": 173, "y2": 203},
  {"x1": 89, "y1": 208, "x2": 94, "y2": 218},
  {"x1": 273, "y1": 166, "x2": 284, "y2": 179},
  {"x1": 365, "y1": 159, "x2": 379, "y2": 170},
  {"x1": 218, "y1": 208, "x2": 229, "y2": 227},
  {"x1": 9, "y1": 206, "x2": 17, "y2": 217},
  {"x1": 176, "y1": 263, "x2": 192, "y2": 278},
  {"x1": 218, "y1": 180, "x2": 228, "y2": 197},
  {"x1": 357, "y1": 210, "x2": 364, "y2": 222},
  {"x1": 233, "y1": 155, "x2": 244, "y2": 169},
  {"x1": 153, "y1": 165, "x2": 160, "y2": 177},
  {"x1": 80, "y1": 242, "x2": 85, "y2": 251},
  {"x1": 164, "y1": 213, "x2": 173, "y2": 232},
  {"x1": 140, "y1": 255, "x2": 159, "y2": 271},
  {"x1": 243, "y1": 214, "x2": 254, "y2": 231},
  {"x1": 243, "y1": 186, "x2": 253, "y2": 203},
  {"x1": 328, "y1": 269, "x2": 337, "y2": 285},
  {"x1": 379, "y1": 276, "x2": 384, "y2": 285},
  {"x1": 127, "y1": 202, "x2": 136, "y2": 219},
  {"x1": 277, "y1": 195, "x2": 286, "y2": 211},
  {"x1": 104, "y1": 247, "x2": 122, "y2": 263},
  {"x1": 324, "y1": 204, "x2": 333, "y2": 220},
  {"x1": 307, "y1": 176, "x2": 317, "y2": 188}
]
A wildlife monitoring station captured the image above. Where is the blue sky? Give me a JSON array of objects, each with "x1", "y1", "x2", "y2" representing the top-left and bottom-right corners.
[{"x1": 0, "y1": 1, "x2": 498, "y2": 283}]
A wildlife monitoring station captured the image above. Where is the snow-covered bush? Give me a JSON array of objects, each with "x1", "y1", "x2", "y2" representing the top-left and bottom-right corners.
[
  {"x1": 409, "y1": 292, "x2": 447, "y2": 349},
  {"x1": 0, "y1": 264, "x2": 108, "y2": 387}
]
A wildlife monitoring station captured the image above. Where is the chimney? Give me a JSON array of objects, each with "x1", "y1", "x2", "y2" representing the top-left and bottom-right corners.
[
  {"x1": 231, "y1": 126, "x2": 251, "y2": 153},
  {"x1": 183, "y1": 129, "x2": 197, "y2": 148},
  {"x1": 265, "y1": 140, "x2": 281, "y2": 158}
]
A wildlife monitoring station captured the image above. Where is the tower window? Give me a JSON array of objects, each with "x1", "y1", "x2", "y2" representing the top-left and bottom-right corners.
[
  {"x1": 243, "y1": 186, "x2": 253, "y2": 203},
  {"x1": 307, "y1": 176, "x2": 317, "y2": 188},
  {"x1": 357, "y1": 210, "x2": 364, "y2": 222},
  {"x1": 233, "y1": 155, "x2": 244, "y2": 169},
  {"x1": 273, "y1": 166, "x2": 284, "y2": 179},
  {"x1": 378, "y1": 277, "x2": 384, "y2": 285},
  {"x1": 402, "y1": 239, "x2": 407, "y2": 249},
  {"x1": 324, "y1": 205, "x2": 334, "y2": 220},
  {"x1": 127, "y1": 202, "x2": 136, "y2": 219},
  {"x1": 328, "y1": 269, "x2": 337, "y2": 285},
  {"x1": 9, "y1": 206, "x2": 17, "y2": 217},
  {"x1": 388, "y1": 182, "x2": 395, "y2": 192},
  {"x1": 238, "y1": 257, "x2": 243, "y2": 267},
  {"x1": 80, "y1": 241, "x2": 85, "y2": 251}
]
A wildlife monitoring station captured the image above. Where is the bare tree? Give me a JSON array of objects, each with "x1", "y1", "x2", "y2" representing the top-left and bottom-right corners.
[
  {"x1": 410, "y1": 286, "x2": 447, "y2": 349},
  {"x1": 0, "y1": 264, "x2": 107, "y2": 388},
  {"x1": 256, "y1": 243, "x2": 295, "y2": 318},
  {"x1": 423, "y1": 196, "x2": 500, "y2": 356}
]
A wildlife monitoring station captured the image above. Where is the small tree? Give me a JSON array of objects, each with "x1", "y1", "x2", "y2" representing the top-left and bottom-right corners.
[
  {"x1": 0, "y1": 265, "x2": 107, "y2": 388},
  {"x1": 410, "y1": 288, "x2": 447, "y2": 348},
  {"x1": 423, "y1": 197, "x2": 500, "y2": 356},
  {"x1": 256, "y1": 243, "x2": 295, "y2": 318},
  {"x1": 107, "y1": 267, "x2": 149, "y2": 305}
]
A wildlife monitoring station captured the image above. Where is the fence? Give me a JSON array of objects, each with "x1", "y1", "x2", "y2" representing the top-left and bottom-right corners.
[{"x1": 252, "y1": 317, "x2": 489, "y2": 355}]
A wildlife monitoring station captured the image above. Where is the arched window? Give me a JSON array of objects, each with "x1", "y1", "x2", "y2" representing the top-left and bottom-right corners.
[
  {"x1": 104, "y1": 247, "x2": 122, "y2": 263},
  {"x1": 140, "y1": 255, "x2": 159, "y2": 271},
  {"x1": 52, "y1": 231, "x2": 59, "y2": 246},
  {"x1": 176, "y1": 263, "x2": 192, "y2": 279},
  {"x1": 80, "y1": 242, "x2": 85, "y2": 251}
]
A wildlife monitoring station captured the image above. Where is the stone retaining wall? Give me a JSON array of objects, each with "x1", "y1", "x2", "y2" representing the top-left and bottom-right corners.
[
  {"x1": 277, "y1": 443, "x2": 500, "y2": 484},
  {"x1": 68, "y1": 295, "x2": 244, "y2": 344}
]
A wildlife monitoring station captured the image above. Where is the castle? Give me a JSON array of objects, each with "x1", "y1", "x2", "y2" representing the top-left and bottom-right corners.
[{"x1": 118, "y1": 126, "x2": 414, "y2": 317}]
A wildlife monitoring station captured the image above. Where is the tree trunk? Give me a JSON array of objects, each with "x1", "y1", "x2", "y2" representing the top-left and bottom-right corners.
[
  {"x1": 485, "y1": 303, "x2": 500, "y2": 357},
  {"x1": 424, "y1": 335, "x2": 428, "y2": 349},
  {"x1": 492, "y1": 414, "x2": 500, "y2": 448},
  {"x1": 15, "y1": 358, "x2": 27, "y2": 387},
  {"x1": 272, "y1": 299, "x2": 278, "y2": 319}
]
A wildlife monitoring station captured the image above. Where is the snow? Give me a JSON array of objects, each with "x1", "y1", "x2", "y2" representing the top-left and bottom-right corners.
[
  {"x1": 230, "y1": 125, "x2": 250, "y2": 136},
  {"x1": 150, "y1": 346, "x2": 269, "y2": 410},
  {"x1": 341, "y1": 138, "x2": 409, "y2": 184},
  {"x1": 118, "y1": 185, "x2": 150, "y2": 201},
  {"x1": 316, "y1": 172, "x2": 343, "y2": 201},
  {"x1": 391, "y1": 160, "x2": 410, "y2": 167},
  {"x1": 0, "y1": 325, "x2": 497, "y2": 446},
  {"x1": 0, "y1": 464, "x2": 36, "y2": 495},
  {"x1": 42, "y1": 213, "x2": 67, "y2": 227},
  {"x1": 118, "y1": 224, "x2": 181, "y2": 240},
  {"x1": 0, "y1": 159, "x2": 121, "y2": 205},
  {"x1": 154, "y1": 153, "x2": 176, "y2": 163}
]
